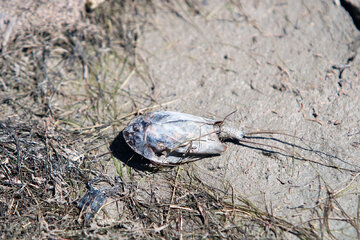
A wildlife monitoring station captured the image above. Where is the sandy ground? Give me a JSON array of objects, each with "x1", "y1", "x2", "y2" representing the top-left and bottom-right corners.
[
  {"x1": 120, "y1": 0, "x2": 360, "y2": 238},
  {"x1": 1, "y1": 0, "x2": 360, "y2": 238}
]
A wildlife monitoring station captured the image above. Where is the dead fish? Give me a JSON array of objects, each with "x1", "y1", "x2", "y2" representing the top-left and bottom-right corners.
[
  {"x1": 123, "y1": 111, "x2": 244, "y2": 165},
  {"x1": 121, "y1": 111, "x2": 360, "y2": 174}
]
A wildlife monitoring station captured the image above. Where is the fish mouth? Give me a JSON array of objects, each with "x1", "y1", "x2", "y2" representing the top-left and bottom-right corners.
[{"x1": 122, "y1": 128, "x2": 136, "y2": 147}]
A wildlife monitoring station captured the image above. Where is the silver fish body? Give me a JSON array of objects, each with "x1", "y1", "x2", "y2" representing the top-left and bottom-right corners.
[{"x1": 123, "y1": 111, "x2": 243, "y2": 165}]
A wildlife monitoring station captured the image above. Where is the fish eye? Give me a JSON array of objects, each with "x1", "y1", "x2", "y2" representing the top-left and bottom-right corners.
[{"x1": 133, "y1": 123, "x2": 140, "y2": 131}]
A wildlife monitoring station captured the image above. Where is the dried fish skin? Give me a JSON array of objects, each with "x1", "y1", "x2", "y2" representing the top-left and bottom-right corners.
[{"x1": 123, "y1": 111, "x2": 227, "y2": 165}]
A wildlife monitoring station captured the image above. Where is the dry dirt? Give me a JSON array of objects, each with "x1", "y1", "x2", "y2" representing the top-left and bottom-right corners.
[
  {"x1": 123, "y1": 0, "x2": 360, "y2": 238},
  {"x1": 1, "y1": 0, "x2": 360, "y2": 239}
]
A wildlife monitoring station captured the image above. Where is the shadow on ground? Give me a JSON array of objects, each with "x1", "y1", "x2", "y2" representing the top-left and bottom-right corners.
[{"x1": 110, "y1": 130, "x2": 158, "y2": 172}]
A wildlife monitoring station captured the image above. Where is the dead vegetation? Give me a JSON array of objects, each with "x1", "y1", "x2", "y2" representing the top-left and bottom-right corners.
[{"x1": 0, "y1": 0, "x2": 359, "y2": 239}]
